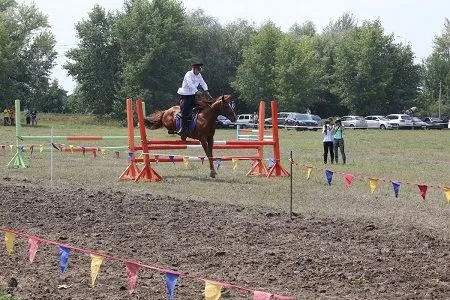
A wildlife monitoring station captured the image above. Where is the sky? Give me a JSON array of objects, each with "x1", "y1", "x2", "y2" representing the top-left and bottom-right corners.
[{"x1": 23, "y1": 0, "x2": 449, "y2": 94}]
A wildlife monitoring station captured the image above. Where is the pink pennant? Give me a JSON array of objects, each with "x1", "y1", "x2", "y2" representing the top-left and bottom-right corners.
[
  {"x1": 418, "y1": 184, "x2": 428, "y2": 200},
  {"x1": 125, "y1": 262, "x2": 140, "y2": 294},
  {"x1": 199, "y1": 156, "x2": 205, "y2": 164},
  {"x1": 344, "y1": 174, "x2": 354, "y2": 188},
  {"x1": 28, "y1": 237, "x2": 39, "y2": 263},
  {"x1": 93, "y1": 149, "x2": 97, "y2": 159},
  {"x1": 254, "y1": 290, "x2": 272, "y2": 300}
]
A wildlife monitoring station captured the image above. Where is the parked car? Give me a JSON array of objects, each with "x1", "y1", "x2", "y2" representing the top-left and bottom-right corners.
[
  {"x1": 384, "y1": 114, "x2": 413, "y2": 129},
  {"x1": 411, "y1": 117, "x2": 428, "y2": 130},
  {"x1": 285, "y1": 113, "x2": 320, "y2": 131},
  {"x1": 364, "y1": 115, "x2": 393, "y2": 129},
  {"x1": 215, "y1": 115, "x2": 232, "y2": 128},
  {"x1": 423, "y1": 117, "x2": 447, "y2": 129},
  {"x1": 265, "y1": 112, "x2": 296, "y2": 126},
  {"x1": 235, "y1": 114, "x2": 256, "y2": 128},
  {"x1": 340, "y1": 116, "x2": 368, "y2": 129}
]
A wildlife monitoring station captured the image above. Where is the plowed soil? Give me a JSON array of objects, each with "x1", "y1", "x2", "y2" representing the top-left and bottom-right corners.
[{"x1": 0, "y1": 178, "x2": 449, "y2": 299}]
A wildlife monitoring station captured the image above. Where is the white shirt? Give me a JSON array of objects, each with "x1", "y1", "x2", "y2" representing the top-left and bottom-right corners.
[
  {"x1": 323, "y1": 125, "x2": 334, "y2": 142},
  {"x1": 177, "y1": 70, "x2": 208, "y2": 95}
]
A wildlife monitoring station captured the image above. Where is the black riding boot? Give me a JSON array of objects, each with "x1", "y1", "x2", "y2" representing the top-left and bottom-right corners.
[{"x1": 177, "y1": 117, "x2": 189, "y2": 134}]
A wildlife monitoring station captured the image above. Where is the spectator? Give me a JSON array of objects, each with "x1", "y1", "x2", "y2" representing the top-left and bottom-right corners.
[
  {"x1": 322, "y1": 119, "x2": 334, "y2": 164},
  {"x1": 25, "y1": 108, "x2": 31, "y2": 125},
  {"x1": 333, "y1": 118, "x2": 346, "y2": 164},
  {"x1": 31, "y1": 108, "x2": 37, "y2": 126},
  {"x1": 3, "y1": 109, "x2": 9, "y2": 126}
]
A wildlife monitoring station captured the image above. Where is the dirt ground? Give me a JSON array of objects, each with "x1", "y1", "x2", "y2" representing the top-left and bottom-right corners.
[{"x1": 0, "y1": 178, "x2": 449, "y2": 300}]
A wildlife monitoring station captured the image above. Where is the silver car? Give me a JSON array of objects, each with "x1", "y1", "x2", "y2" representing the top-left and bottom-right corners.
[
  {"x1": 340, "y1": 116, "x2": 368, "y2": 129},
  {"x1": 365, "y1": 115, "x2": 393, "y2": 129},
  {"x1": 385, "y1": 114, "x2": 413, "y2": 129}
]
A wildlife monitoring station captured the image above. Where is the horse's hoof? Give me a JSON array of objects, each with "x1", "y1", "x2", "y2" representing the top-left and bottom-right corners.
[{"x1": 210, "y1": 170, "x2": 216, "y2": 178}]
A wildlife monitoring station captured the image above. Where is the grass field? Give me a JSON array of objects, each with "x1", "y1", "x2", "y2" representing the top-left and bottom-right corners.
[{"x1": 0, "y1": 113, "x2": 449, "y2": 236}]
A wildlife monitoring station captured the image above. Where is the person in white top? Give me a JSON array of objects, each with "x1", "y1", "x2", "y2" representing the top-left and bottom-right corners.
[
  {"x1": 177, "y1": 62, "x2": 209, "y2": 134},
  {"x1": 322, "y1": 119, "x2": 334, "y2": 164}
]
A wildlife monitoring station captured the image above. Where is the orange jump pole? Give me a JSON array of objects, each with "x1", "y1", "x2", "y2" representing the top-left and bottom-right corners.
[
  {"x1": 119, "y1": 98, "x2": 141, "y2": 180},
  {"x1": 134, "y1": 99, "x2": 162, "y2": 182},
  {"x1": 268, "y1": 100, "x2": 290, "y2": 177},
  {"x1": 247, "y1": 100, "x2": 269, "y2": 176}
]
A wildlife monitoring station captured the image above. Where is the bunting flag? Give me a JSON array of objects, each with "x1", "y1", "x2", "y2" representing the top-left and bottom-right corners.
[
  {"x1": 325, "y1": 170, "x2": 333, "y2": 185},
  {"x1": 204, "y1": 281, "x2": 222, "y2": 300},
  {"x1": 232, "y1": 158, "x2": 238, "y2": 170},
  {"x1": 215, "y1": 158, "x2": 222, "y2": 170},
  {"x1": 183, "y1": 156, "x2": 189, "y2": 169},
  {"x1": 93, "y1": 149, "x2": 97, "y2": 159},
  {"x1": 254, "y1": 290, "x2": 273, "y2": 299},
  {"x1": 20, "y1": 145, "x2": 24, "y2": 152},
  {"x1": 30, "y1": 145, "x2": 34, "y2": 157},
  {"x1": 51, "y1": 143, "x2": 60, "y2": 151},
  {"x1": 28, "y1": 237, "x2": 39, "y2": 263},
  {"x1": 59, "y1": 246, "x2": 71, "y2": 273},
  {"x1": 90, "y1": 254, "x2": 104, "y2": 287},
  {"x1": 127, "y1": 152, "x2": 133, "y2": 162},
  {"x1": 39, "y1": 144, "x2": 44, "y2": 153},
  {"x1": 154, "y1": 155, "x2": 159, "y2": 164},
  {"x1": 444, "y1": 187, "x2": 450, "y2": 204},
  {"x1": 82, "y1": 147, "x2": 86, "y2": 156},
  {"x1": 125, "y1": 262, "x2": 140, "y2": 294},
  {"x1": 368, "y1": 178, "x2": 379, "y2": 194},
  {"x1": 69, "y1": 145, "x2": 74, "y2": 153},
  {"x1": 199, "y1": 156, "x2": 205, "y2": 164},
  {"x1": 306, "y1": 166, "x2": 312, "y2": 180},
  {"x1": 267, "y1": 158, "x2": 275, "y2": 169},
  {"x1": 164, "y1": 272, "x2": 179, "y2": 300},
  {"x1": 418, "y1": 184, "x2": 428, "y2": 200},
  {"x1": 9, "y1": 145, "x2": 13, "y2": 151},
  {"x1": 5, "y1": 232, "x2": 15, "y2": 255},
  {"x1": 1, "y1": 145, "x2": 5, "y2": 150},
  {"x1": 100, "y1": 149, "x2": 107, "y2": 157},
  {"x1": 392, "y1": 181, "x2": 401, "y2": 198},
  {"x1": 169, "y1": 155, "x2": 175, "y2": 165},
  {"x1": 115, "y1": 151, "x2": 120, "y2": 159},
  {"x1": 344, "y1": 174, "x2": 354, "y2": 188}
]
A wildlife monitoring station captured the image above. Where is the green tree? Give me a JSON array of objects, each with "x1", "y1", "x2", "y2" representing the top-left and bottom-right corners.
[{"x1": 64, "y1": 4, "x2": 121, "y2": 115}]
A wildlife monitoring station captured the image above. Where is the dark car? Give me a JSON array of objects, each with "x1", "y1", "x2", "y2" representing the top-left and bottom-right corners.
[
  {"x1": 215, "y1": 115, "x2": 232, "y2": 128},
  {"x1": 423, "y1": 117, "x2": 447, "y2": 129},
  {"x1": 411, "y1": 117, "x2": 428, "y2": 130},
  {"x1": 285, "y1": 113, "x2": 319, "y2": 131}
]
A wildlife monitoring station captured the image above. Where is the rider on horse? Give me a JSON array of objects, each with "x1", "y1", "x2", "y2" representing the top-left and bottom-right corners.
[{"x1": 177, "y1": 62, "x2": 209, "y2": 134}]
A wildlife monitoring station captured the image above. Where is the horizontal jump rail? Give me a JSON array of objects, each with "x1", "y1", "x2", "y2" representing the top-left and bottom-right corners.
[
  {"x1": 135, "y1": 144, "x2": 260, "y2": 150},
  {"x1": 134, "y1": 155, "x2": 261, "y2": 163},
  {"x1": 145, "y1": 139, "x2": 275, "y2": 146},
  {"x1": 20, "y1": 135, "x2": 134, "y2": 141}
]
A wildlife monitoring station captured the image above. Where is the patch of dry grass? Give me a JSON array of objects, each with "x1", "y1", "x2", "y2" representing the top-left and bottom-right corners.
[{"x1": 0, "y1": 115, "x2": 449, "y2": 237}]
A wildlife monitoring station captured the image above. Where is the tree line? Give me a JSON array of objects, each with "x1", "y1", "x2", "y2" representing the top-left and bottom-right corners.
[{"x1": 1, "y1": 0, "x2": 449, "y2": 119}]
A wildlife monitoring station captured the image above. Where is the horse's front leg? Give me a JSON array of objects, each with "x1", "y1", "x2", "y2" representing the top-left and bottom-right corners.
[
  {"x1": 207, "y1": 136, "x2": 216, "y2": 178},
  {"x1": 200, "y1": 137, "x2": 216, "y2": 178}
]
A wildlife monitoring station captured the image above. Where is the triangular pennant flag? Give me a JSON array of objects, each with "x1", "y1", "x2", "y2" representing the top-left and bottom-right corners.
[
  {"x1": 344, "y1": 174, "x2": 354, "y2": 188},
  {"x1": 69, "y1": 145, "x2": 74, "y2": 153},
  {"x1": 9, "y1": 145, "x2": 13, "y2": 151},
  {"x1": 204, "y1": 281, "x2": 221, "y2": 300},
  {"x1": 59, "y1": 246, "x2": 71, "y2": 273},
  {"x1": 232, "y1": 158, "x2": 238, "y2": 170},
  {"x1": 5, "y1": 232, "x2": 15, "y2": 255},
  {"x1": 368, "y1": 178, "x2": 379, "y2": 194},
  {"x1": 125, "y1": 262, "x2": 140, "y2": 294},
  {"x1": 1, "y1": 145, "x2": 5, "y2": 150},
  {"x1": 418, "y1": 184, "x2": 428, "y2": 200},
  {"x1": 267, "y1": 158, "x2": 275, "y2": 169},
  {"x1": 30, "y1": 145, "x2": 34, "y2": 157},
  {"x1": 100, "y1": 149, "x2": 107, "y2": 157},
  {"x1": 215, "y1": 158, "x2": 222, "y2": 170},
  {"x1": 444, "y1": 187, "x2": 450, "y2": 204},
  {"x1": 20, "y1": 145, "x2": 24, "y2": 152},
  {"x1": 28, "y1": 237, "x2": 39, "y2": 263},
  {"x1": 93, "y1": 149, "x2": 97, "y2": 159},
  {"x1": 306, "y1": 166, "x2": 312, "y2": 180},
  {"x1": 392, "y1": 181, "x2": 401, "y2": 198},
  {"x1": 51, "y1": 143, "x2": 60, "y2": 151},
  {"x1": 82, "y1": 147, "x2": 86, "y2": 156},
  {"x1": 39, "y1": 144, "x2": 44, "y2": 153},
  {"x1": 115, "y1": 151, "x2": 120, "y2": 159},
  {"x1": 169, "y1": 155, "x2": 175, "y2": 165},
  {"x1": 254, "y1": 290, "x2": 273, "y2": 300},
  {"x1": 127, "y1": 152, "x2": 132, "y2": 162},
  {"x1": 183, "y1": 156, "x2": 189, "y2": 169},
  {"x1": 325, "y1": 170, "x2": 333, "y2": 185},
  {"x1": 154, "y1": 154, "x2": 159, "y2": 164},
  {"x1": 90, "y1": 254, "x2": 104, "y2": 287},
  {"x1": 199, "y1": 156, "x2": 205, "y2": 164},
  {"x1": 164, "y1": 272, "x2": 179, "y2": 300}
]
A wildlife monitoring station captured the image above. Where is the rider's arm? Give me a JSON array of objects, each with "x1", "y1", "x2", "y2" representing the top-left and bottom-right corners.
[{"x1": 198, "y1": 73, "x2": 208, "y2": 91}]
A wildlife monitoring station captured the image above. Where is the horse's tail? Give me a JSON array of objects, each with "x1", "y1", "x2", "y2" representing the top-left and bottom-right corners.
[{"x1": 144, "y1": 110, "x2": 164, "y2": 129}]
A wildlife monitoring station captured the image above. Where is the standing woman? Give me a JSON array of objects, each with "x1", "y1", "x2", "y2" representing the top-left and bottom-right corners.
[
  {"x1": 322, "y1": 119, "x2": 334, "y2": 164},
  {"x1": 333, "y1": 118, "x2": 346, "y2": 164}
]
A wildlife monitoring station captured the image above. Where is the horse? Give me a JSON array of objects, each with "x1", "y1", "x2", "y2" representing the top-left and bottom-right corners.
[{"x1": 144, "y1": 92, "x2": 237, "y2": 178}]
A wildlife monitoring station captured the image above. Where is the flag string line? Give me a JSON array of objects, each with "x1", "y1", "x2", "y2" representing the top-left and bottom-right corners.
[
  {"x1": 290, "y1": 160, "x2": 448, "y2": 190},
  {"x1": 0, "y1": 226, "x2": 292, "y2": 298}
]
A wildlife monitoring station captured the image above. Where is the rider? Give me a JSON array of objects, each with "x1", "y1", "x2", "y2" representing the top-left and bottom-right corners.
[{"x1": 177, "y1": 62, "x2": 209, "y2": 134}]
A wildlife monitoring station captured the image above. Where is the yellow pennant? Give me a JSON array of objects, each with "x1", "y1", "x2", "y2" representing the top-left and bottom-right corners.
[
  {"x1": 183, "y1": 156, "x2": 189, "y2": 168},
  {"x1": 9, "y1": 145, "x2": 13, "y2": 151},
  {"x1": 306, "y1": 167, "x2": 313, "y2": 179},
  {"x1": 5, "y1": 232, "x2": 15, "y2": 255},
  {"x1": 204, "y1": 281, "x2": 222, "y2": 300},
  {"x1": 443, "y1": 187, "x2": 450, "y2": 204},
  {"x1": 101, "y1": 149, "x2": 107, "y2": 157},
  {"x1": 90, "y1": 254, "x2": 104, "y2": 287},
  {"x1": 232, "y1": 158, "x2": 238, "y2": 170},
  {"x1": 39, "y1": 145, "x2": 44, "y2": 153},
  {"x1": 369, "y1": 178, "x2": 379, "y2": 193},
  {"x1": 69, "y1": 145, "x2": 74, "y2": 153}
]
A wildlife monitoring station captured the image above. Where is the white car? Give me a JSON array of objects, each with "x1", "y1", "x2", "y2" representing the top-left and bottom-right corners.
[
  {"x1": 365, "y1": 115, "x2": 393, "y2": 129},
  {"x1": 340, "y1": 116, "x2": 368, "y2": 129},
  {"x1": 385, "y1": 114, "x2": 413, "y2": 129},
  {"x1": 235, "y1": 114, "x2": 256, "y2": 128}
]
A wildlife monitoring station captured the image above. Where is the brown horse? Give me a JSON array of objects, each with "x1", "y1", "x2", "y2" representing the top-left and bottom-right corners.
[{"x1": 144, "y1": 93, "x2": 237, "y2": 178}]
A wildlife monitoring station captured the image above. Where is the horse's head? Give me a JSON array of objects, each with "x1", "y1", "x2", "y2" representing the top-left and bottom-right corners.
[{"x1": 219, "y1": 95, "x2": 237, "y2": 122}]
